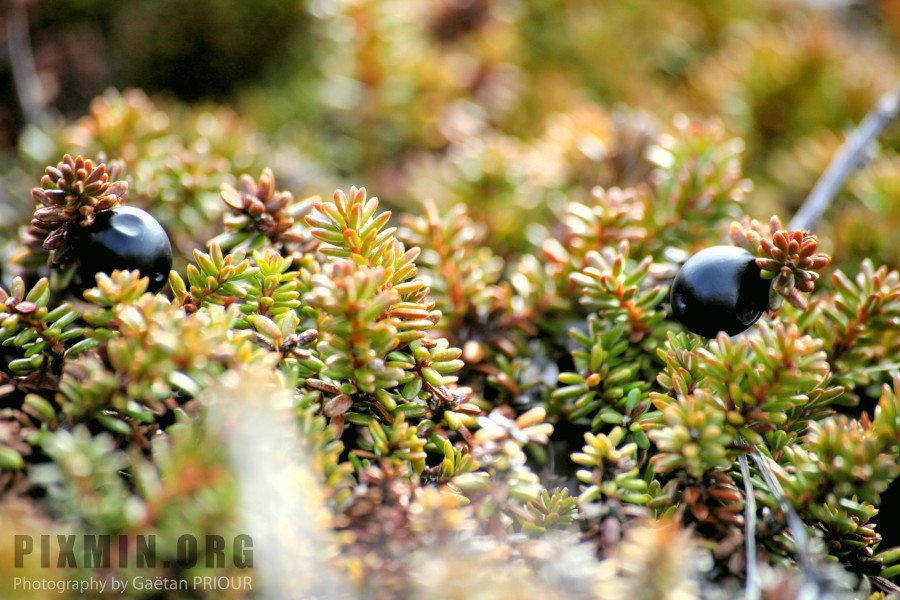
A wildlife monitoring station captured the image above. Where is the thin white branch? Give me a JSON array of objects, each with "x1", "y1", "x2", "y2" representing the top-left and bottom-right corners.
[
  {"x1": 7, "y1": 0, "x2": 47, "y2": 126},
  {"x1": 739, "y1": 454, "x2": 760, "y2": 600},
  {"x1": 789, "y1": 85, "x2": 900, "y2": 232},
  {"x1": 726, "y1": 90, "x2": 900, "y2": 350}
]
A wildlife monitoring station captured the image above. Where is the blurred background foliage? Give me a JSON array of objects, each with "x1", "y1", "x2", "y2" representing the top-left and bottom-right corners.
[
  {"x1": 4, "y1": 1, "x2": 900, "y2": 597},
  {"x1": 2, "y1": 0, "x2": 900, "y2": 266}
]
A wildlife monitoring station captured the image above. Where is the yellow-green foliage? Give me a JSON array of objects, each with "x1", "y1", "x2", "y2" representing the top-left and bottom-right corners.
[{"x1": 6, "y1": 2, "x2": 900, "y2": 599}]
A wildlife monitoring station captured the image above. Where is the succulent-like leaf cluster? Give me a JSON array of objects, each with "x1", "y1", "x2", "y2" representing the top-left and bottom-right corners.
[
  {"x1": 31, "y1": 412, "x2": 242, "y2": 575},
  {"x1": 399, "y1": 200, "x2": 504, "y2": 330},
  {"x1": 771, "y1": 378, "x2": 900, "y2": 570},
  {"x1": 17, "y1": 155, "x2": 127, "y2": 271},
  {"x1": 798, "y1": 260, "x2": 900, "y2": 396},
  {"x1": 7, "y1": 73, "x2": 900, "y2": 599},
  {"x1": 570, "y1": 241, "x2": 668, "y2": 342},
  {"x1": 731, "y1": 215, "x2": 832, "y2": 309},
  {"x1": 0, "y1": 277, "x2": 91, "y2": 389},
  {"x1": 645, "y1": 115, "x2": 751, "y2": 251},
  {"x1": 454, "y1": 407, "x2": 553, "y2": 533},
  {"x1": 62, "y1": 296, "x2": 273, "y2": 434},
  {"x1": 212, "y1": 168, "x2": 317, "y2": 253},
  {"x1": 302, "y1": 187, "x2": 466, "y2": 426},
  {"x1": 168, "y1": 244, "x2": 259, "y2": 312},
  {"x1": 4, "y1": 142, "x2": 898, "y2": 600}
]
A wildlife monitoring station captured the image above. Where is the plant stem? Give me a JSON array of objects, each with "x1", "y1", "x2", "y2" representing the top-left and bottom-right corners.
[
  {"x1": 7, "y1": 0, "x2": 46, "y2": 126},
  {"x1": 789, "y1": 85, "x2": 900, "y2": 232},
  {"x1": 739, "y1": 453, "x2": 760, "y2": 600},
  {"x1": 748, "y1": 451, "x2": 823, "y2": 594}
]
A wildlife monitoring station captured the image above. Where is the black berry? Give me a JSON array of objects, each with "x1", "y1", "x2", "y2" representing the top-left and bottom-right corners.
[
  {"x1": 72, "y1": 206, "x2": 173, "y2": 293},
  {"x1": 670, "y1": 245, "x2": 771, "y2": 338}
]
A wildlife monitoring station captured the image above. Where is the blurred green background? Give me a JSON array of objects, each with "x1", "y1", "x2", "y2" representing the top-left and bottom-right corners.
[{"x1": 3, "y1": 0, "x2": 900, "y2": 268}]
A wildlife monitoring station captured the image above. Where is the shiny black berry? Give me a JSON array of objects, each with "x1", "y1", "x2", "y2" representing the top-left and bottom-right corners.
[
  {"x1": 71, "y1": 206, "x2": 172, "y2": 293},
  {"x1": 670, "y1": 245, "x2": 771, "y2": 338}
]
